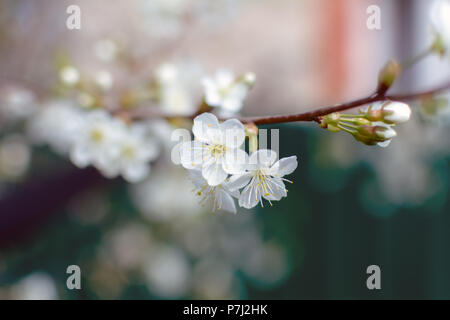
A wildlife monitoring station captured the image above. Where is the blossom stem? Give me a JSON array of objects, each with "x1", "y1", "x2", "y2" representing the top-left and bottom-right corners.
[{"x1": 337, "y1": 124, "x2": 356, "y2": 134}]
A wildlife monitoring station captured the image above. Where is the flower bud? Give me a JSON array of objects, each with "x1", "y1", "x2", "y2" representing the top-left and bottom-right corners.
[
  {"x1": 319, "y1": 112, "x2": 341, "y2": 131},
  {"x1": 381, "y1": 101, "x2": 411, "y2": 124},
  {"x1": 363, "y1": 101, "x2": 411, "y2": 124},
  {"x1": 373, "y1": 125, "x2": 397, "y2": 140},
  {"x1": 59, "y1": 65, "x2": 80, "y2": 87},
  {"x1": 378, "y1": 60, "x2": 401, "y2": 90},
  {"x1": 431, "y1": 33, "x2": 447, "y2": 56},
  {"x1": 238, "y1": 72, "x2": 256, "y2": 89},
  {"x1": 352, "y1": 131, "x2": 378, "y2": 146},
  {"x1": 354, "y1": 124, "x2": 396, "y2": 146}
]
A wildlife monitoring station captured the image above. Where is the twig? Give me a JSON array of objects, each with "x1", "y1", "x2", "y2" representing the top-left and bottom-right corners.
[{"x1": 127, "y1": 80, "x2": 450, "y2": 125}]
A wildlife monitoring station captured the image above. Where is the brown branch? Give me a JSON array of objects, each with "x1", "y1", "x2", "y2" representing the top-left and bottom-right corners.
[
  {"x1": 127, "y1": 80, "x2": 450, "y2": 125},
  {"x1": 238, "y1": 81, "x2": 450, "y2": 125}
]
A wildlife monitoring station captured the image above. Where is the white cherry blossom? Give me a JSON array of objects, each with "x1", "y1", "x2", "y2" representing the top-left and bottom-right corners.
[
  {"x1": 234, "y1": 149, "x2": 298, "y2": 209},
  {"x1": 28, "y1": 100, "x2": 84, "y2": 155},
  {"x1": 202, "y1": 69, "x2": 249, "y2": 113},
  {"x1": 70, "y1": 110, "x2": 126, "y2": 170},
  {"x1": 70, "y1": 111, "x2": 159, "y2": 182},
  {"x1": 0, "y1": 86, "x2": 36, "y2": 123},
  {"x1": 102, "y1": 124, "x2": 159, "y2": 183},
  {"x1": 180, "y1": 113, "x2": 247, "y2": 186},
  {"x1": 154, "y1": 62, "x2": 202, "y2": 116},
  {"x1": 189, "y1": 169, "x2": 242, "y2": 213}
]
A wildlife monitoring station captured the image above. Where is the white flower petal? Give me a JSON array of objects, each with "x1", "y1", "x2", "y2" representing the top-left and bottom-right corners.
[
  {"x1": 204, "y1": 92, "x2": 222, "y2": 107},
  {"x1": 215, "y1": 68, "x2": 234, "y2": 87},
  {"x1": 377, "y1": 140, "x2": 392, "y2": 148},
  {"x1": 249, "y1": 149, "x2": 278, "y2": 168},
  {"x1": 192, "y1": 113, "x2": 219, "y2": 142},
  {"x1": 206, "y1": 128, "x2": 225, "y2": 145},
  {"x1": 188, "y1": 169, "x2": 205, "y2": 188},
  {"x1": 217, "y1": 190, "x2": 237, "y2": 213},
  {"x1": 123, "y1": 163, "x2": 150, "y2": 183},
  {"x1": 202, "y1": 161, "x2": 228, "y2": 186},
  {"x1": 100, "y1": 164, "x2": 120, "y2": 179},
  {"x1": 220, "y1": 119, "x2": 245, "y2": 148},
  {"x1": 223, "y1": 148, "x2": 248, "y2": 174},
  {"x1": 179, "y1": 141, "x2": 207, "y2": 169},
  {"x1": 239, "y1": 179, "x2": 260, "y2": 209},
  {"x1": 224, "y1": 173, "x2": 252, "y2": 191},
  {"x1": 70, "y1": 144, "x2": 91, "y2": 168},
  {"x1": 262, "y1": 177, "x2": 287, "y2": 201},
  {"x1": 230, "y1": 83, "x2": 248, "y2": 100},
  {"x1": 270, "y1": 156, "x2": 298, "y2": 177},
  {"x1": 222, "y1": 98, "x2": 243, "y2": 113},
  {"x1": 383, "y1": 101, "x2": 411, "y2": 124}
]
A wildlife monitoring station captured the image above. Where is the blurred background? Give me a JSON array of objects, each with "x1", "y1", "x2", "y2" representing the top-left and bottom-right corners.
[{"x1": 0, "y1": 0, "x2": 449, "y2": 299}]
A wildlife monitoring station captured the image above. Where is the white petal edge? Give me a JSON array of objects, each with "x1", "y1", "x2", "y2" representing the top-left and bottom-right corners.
[
  {"x1": 270, "y1": 156, "x2": 298, "y2": 177},
  {"x1": 249, "y1": 149, "x2": 278, "y2": 168},
  {"x1": 192, "y1": 112, "x2": 219, "y2": 142}
]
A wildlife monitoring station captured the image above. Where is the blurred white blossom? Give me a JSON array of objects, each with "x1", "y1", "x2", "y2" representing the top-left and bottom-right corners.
[
  {"x1": 192, "y1": 258, "x2": 237, "y2": 299},
  {"x1": 0, "y1": 135, "x2": 31, "y2": 179},
  {"x1": 70, "y1": 110, "x2": 158, "y2": 182},
  {"x1": 94, "y1": 70, "x2": 114, "y2": 91},
  {"x1": 131, "y1": 165, "x2": 202, "y2": 221},
  {"x1": 94, "y1": 39, "x2": 119, "y2": 63},
  {"x1": 154, "y1": 62, "x2": 203, "y2": 115},
  {"x1": 139, "y1": 0, "x2": 189, "y2": 38},
  {"x1": 59, "y1": 65, "x2": 80, "y2": 87},
  {"x1": 28, "y1": 100, "x2": 84, "y2": 154},
  {"x1": 105, "y1": 123, "x2": 159, "y2": 183},
  {"x1": 11, "y1": 272, "x2": 58, "y2": 300},
  {"x1": 105, "y1": 223, "x2": 152, "y2": 270},
  {"x1": 143, "y1": 245, "x2": 190, "y2": 298},
  {"x1": 202, "y1": 68, "x2": 251, "y2": 113},
  {"x1": 0, "y1": 86, "x2": 36, "y2": 124},
  {"x1": 430, "y1": 0, "x2": 450, "y2": 53}
]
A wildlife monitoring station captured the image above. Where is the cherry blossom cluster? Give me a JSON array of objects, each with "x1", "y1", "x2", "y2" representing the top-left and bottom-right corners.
[
  {"x1": 319, "y1": 101, "x2": 412, "y2": 147},
  {"x1": 178, "y1": 113, "x2": 298, "y2": 213},
  {"x1": 0, "y1": 0, "x2": 449, "y2": 216},
  {"x1": 29, "y1": 103, "x2": 159, "y2": 183}
]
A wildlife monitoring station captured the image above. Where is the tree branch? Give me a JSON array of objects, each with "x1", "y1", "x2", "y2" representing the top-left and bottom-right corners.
[
  {"x1": 125, "y1": 80, "x2": 450, "y2": 126},
  {"x1": 240, "y1": 80, "x2": 450, "y2": 125}
]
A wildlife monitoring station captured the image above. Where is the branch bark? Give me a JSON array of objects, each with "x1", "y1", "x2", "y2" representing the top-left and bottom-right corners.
[{"x1": 126, "y1": 80, "x2": 450, "y2": 125}]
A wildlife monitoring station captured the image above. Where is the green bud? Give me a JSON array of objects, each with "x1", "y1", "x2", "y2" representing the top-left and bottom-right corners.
[
  {"x1": 352, "y1": 131, "x2": 378, "y2": 146},
  {"x1": 241, "y1": 72, "x2": 256, "y2": 88},
  {"x1": 431, "y1": 33, "x2": 447, "y2": 56},
  {"x1": 355, "y1": 124, "x2": 396, "y2": 145},
  {"x1": 377, "y1": 60, "x2": 401, "y2": 92},
  {"x1": 319, "y1": 112, "x2": 341, "y2": 130}
]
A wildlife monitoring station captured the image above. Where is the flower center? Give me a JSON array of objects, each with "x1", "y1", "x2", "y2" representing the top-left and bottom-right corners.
[
  {"x1": 209, "y1": 144, "x2": 226, "y2": 159},
  {"x1": 90, "y1": 128, "x2": 104, "y2": 143},
  {"x1": 218, "y1": 86, "x2": 230, "y2": 97},
  {"x1": 255, "y1": 170, "x2": 272, "y2": 197},
  {"x1": 122, "y1": 145, "x2": 136, "y2": 159}
]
